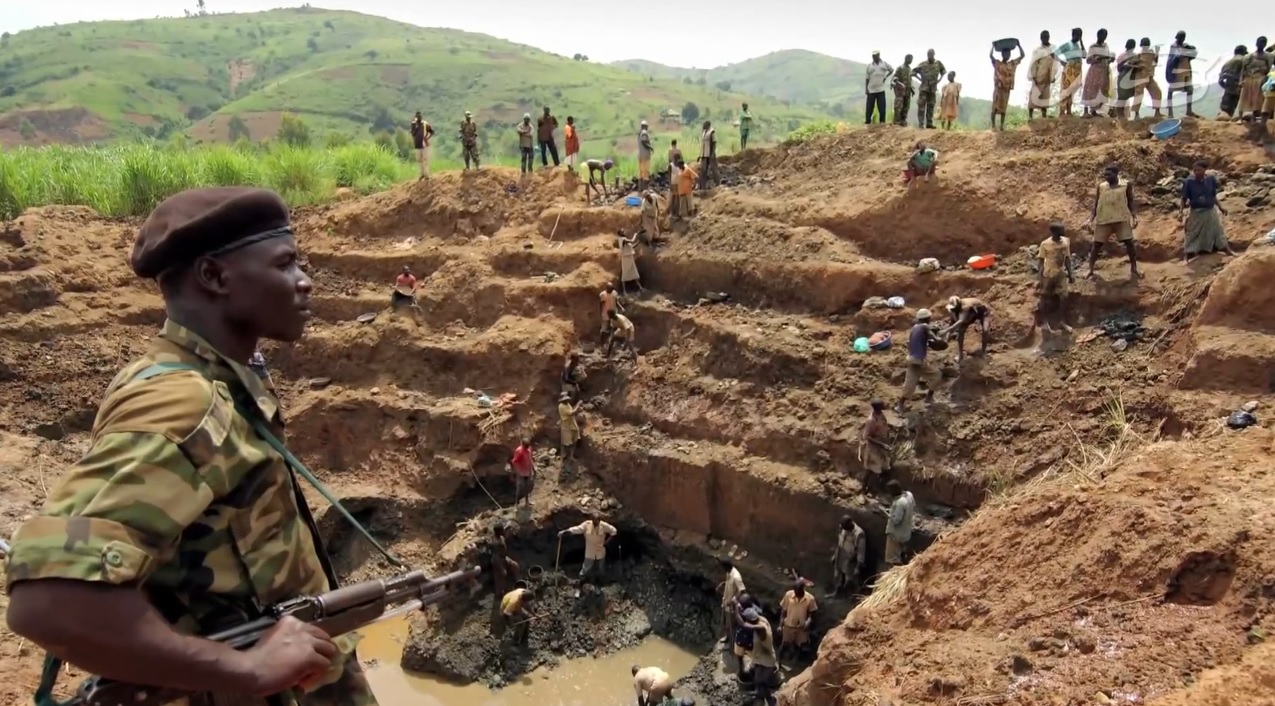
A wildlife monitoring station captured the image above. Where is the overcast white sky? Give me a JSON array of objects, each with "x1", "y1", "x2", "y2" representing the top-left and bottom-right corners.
[{"x1": 1, "y1": 1, "x2": 1255, "y2": 100}]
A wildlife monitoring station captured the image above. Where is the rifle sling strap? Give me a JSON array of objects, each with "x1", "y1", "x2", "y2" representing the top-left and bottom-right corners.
[{"x1": 33, "y1": 360, "x2": 403, "y2": 706}]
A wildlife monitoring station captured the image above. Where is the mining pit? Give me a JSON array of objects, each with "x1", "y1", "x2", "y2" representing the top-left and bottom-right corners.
[
  {"x1": 2, "y1": 119, "x2": 1275, "y2": 706},
  {"x1": 318, "y1": 484, "x2": 881, "y2": 705}
]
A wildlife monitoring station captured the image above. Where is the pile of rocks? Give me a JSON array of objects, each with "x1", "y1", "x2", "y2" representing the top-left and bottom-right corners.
[{"x1": 1146, "y1": 164, "x2": 1275, "y2": 211}]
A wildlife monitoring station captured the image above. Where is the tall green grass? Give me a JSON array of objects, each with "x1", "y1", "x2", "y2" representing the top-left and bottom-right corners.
[
  {"x1": 0, "y1": 140, "x2": 707, "y2": 219},
  {"x1": 0, "y1": 142, "x2": 417, "y2": 219}
]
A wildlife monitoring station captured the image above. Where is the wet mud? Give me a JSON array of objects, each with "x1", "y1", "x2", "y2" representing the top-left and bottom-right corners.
[{"x1": 401, "y1": 515, "x2": 719, "y2": 687}]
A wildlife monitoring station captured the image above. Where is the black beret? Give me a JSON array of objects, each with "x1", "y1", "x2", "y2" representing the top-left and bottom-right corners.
[{"x1": 130, "y1": 187, "x2": 291, "y2": 279}]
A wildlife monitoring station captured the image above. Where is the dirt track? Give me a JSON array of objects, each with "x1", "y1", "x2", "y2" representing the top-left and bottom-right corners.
[{"x1": 0, "y1": 118, "x2": 1273, "y2": 705}]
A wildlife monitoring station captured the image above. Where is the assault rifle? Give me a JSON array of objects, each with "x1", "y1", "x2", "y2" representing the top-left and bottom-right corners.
[{"x1": 69, "y1": 566, "x2": 482, "y2": 706}]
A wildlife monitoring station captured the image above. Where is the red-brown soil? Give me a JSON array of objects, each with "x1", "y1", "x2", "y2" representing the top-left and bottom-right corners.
[
  {"x1": 0, "y1": 119, "x2": 1273, "y2": 705},
  {"x1": 189, "y1": 110, "x2": 286, "y2": 142},
  {"x1": 0, "y1": 107, "x2": 112, "y2": 147}
]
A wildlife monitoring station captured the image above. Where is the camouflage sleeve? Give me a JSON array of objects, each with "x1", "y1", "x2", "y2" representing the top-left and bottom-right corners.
[
  {"x1": 5, "y1": 372, "x2": 237, "y2": 590},
  {"x1": 4, "y1": 431, "x2": 215, "y2": 589}
]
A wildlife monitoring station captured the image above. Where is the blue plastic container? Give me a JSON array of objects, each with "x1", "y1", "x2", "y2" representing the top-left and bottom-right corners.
[
  {"x1": 624, "y1": 195, "x2": 641, "y2": 207},
  {"x1": 1150, "y1": 119, "x2": 1182, "y2": 140}
]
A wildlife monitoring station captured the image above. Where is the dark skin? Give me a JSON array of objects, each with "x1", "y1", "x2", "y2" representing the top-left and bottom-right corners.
[
  {"x1": 638, "y1": 126, "x2": 654, "y2": 190},
  {"x1": 1132, "y1": 40, "x2": 1163, "y2": 120},
  {"x1": 1180, "y1": 165, "x2": 1234, "y2": 261},
  {"x1": 894, "y1": 321, "x2": 943, "y2": 413},
  {"x1": 1035, "y1": 230, "x2": 1075, "y2": 333},
  {"x1": 1059, "y1": 30, "x2": 1085, "y2": 117},
  {"x1": 1029, "y1": 31, "x2": 1061, "y2": 120},
  {"x1": 777, "y1": 583, "x2": 817, "y2": 664},
  {"x1": 939, "y1": 71, "x2": 958, "y2": 130},
  {"x1": 600, "y1": 285, "x2": 623, "y2": 344},
  {"x1": 6, "y1": 235, "x2": 328, "y2": 696},
  {"x1": 563, "y1": 354, "x2": 580, "y2": 386},
  {"x1": 1115, "y1": 41, "x2": 1137, "y2": 122},
  {"x1": 940, "y1": 300, "x2": 989, "y2": 362},
  {"x1": 509, "y1": 442, "x2": 535, "y2": 505},
  {"x1": 1253, "y1": 39, "x2": 1271, "y2": 124},
  {"x1": 832, "y1": 520, "x2": 862, "y2": 595},
  {"x1": 860, "y1": 405, "x2": 889, "y2": 450},
  {"x1": 729, "y1": 593, "x2": 755, "y2": 676},
  {"x1": 585, "y1": 162, "x2": 612, "y2": 202},
  {"x1": 989, "y1": 42, "x2": 1025, "y2": 130},
  {"x1": 606, "y1": 310, "x2": 638, "y2": 361},
  {"x1": 1167, "y1": 32, "x2": 1197, "y2": 118},
  {"x1": 1082, "y1": 30, "x2": 1111, "y2": 118},
  {"x1": 907, "y1": 143, "x2": 938, "y2": 186},
  {"x1": 1087, "y1": 169, "x2": 1139, "y2": 279}
]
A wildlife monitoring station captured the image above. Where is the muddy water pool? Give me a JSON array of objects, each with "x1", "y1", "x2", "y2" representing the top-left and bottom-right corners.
[{"x1": 356, "y1": 617, "x2": 701, "y2": 706}]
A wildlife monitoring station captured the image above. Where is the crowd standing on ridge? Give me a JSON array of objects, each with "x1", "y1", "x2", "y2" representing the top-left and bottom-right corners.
[{"x1": 864, "y1": 31, "x2": 1274, "y2": 130}]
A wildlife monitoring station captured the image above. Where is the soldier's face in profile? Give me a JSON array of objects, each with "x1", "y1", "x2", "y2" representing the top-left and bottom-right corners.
[{"x1": 213, "y1": 235, "x2": 313, "y2": 343}]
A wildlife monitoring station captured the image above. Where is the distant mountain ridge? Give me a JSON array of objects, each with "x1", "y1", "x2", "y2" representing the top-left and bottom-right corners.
[{"x1": 0, "y1": 8, "x2": 829, "y2": 153}]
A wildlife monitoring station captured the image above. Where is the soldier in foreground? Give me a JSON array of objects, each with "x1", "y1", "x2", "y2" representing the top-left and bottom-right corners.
[{"x1": 4, "y1": 187, "x2": 377, "y2": 705}]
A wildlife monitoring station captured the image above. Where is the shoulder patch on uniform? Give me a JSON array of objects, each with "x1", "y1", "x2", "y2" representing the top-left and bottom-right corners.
[{"x1": 95, "y1": 371, "x2": 220, "y2": 446}]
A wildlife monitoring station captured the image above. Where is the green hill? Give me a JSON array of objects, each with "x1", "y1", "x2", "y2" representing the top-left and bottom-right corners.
[
  {"x1": 613, "y1": 49, "x2": 1017, "y2": 125},
  {"x1": 0, "y1": 8, "x2": 831, "y2": 160}
]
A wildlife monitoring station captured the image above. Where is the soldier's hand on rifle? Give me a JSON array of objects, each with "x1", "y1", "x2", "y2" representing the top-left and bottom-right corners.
[{"x1": 241, "y1": 616, "x2": 338, "y2": 695}]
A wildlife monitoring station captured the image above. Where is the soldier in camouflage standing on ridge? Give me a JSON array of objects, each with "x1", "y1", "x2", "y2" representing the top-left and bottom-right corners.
[
  {"x1": 892, "y1": 54, "x2": 915, "y2": 126},
  {"x1": 4, "y1": 187, "x2": 379, "y2": 706},
  {"x1": 460, "y1": 110, "x2": 481, "y2": 170},
  {"x1": 912, "y1": 49, "x2": 947, "y2": 129}
]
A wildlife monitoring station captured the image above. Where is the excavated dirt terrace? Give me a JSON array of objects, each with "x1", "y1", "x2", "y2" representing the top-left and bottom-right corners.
[{"x1": 0, "y1": 118, "x2": 1274, "y2": 706}]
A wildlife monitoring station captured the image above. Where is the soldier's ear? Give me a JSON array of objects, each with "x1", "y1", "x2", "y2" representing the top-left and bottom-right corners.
[{"x1": 194, "y1": 255, "x2": 230, "y2": 296}]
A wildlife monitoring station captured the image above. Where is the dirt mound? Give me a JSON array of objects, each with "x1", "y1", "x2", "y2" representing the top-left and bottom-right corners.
[
  {"x1": 2, "y1": 119, "x2": 1274, "y2": 706},
  {"x1": 1179, "y1": 247, "x2": 1275, "y2": 394},
  {"x1": 782, "y1": 429, "x2": 1275, "y2": 706},
  {"x1": 298, "y1": 167, "x2": 620, "y2": 244},
  {"x1": 730, "y1": 122, "x2": 1272, "y2": 269}
]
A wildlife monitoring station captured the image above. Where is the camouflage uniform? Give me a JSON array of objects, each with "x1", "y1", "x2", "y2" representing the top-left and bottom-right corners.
[
  {"x1": 460, "y1": 120, "x2": 480, "y2": 169},
  {"x1": 892, "y1": 64, "x2": 914, "y2": 125},
  {"x1": 914, "y1": 59, "x2": 947, "y2": 128},
  {"x1": 5, "y1": 319, "x2": 376, "y2": 706}
]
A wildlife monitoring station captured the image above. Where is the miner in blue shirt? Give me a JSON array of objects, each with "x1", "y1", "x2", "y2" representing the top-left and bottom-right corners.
[{"x1": 1180, "y1": 160, "x2": 1234, "y2": 263}]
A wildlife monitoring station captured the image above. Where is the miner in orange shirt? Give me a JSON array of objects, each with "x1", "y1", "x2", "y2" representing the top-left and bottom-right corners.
[
  {"x1": 674, "y1": 157, "x2": 697, "y2": 221},
  {"x1": 564, "y1": 116, "x2": 581, "y2": 171}
]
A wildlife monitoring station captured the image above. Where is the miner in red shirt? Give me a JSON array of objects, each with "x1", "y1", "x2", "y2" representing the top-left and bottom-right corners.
[
  {"x1": 509, "y1": 440, "x2": 535, "y2": 506},
  {"x1": 393, "y1": 265, "x2": 418, "y2": 309}
]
